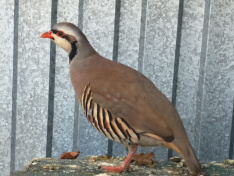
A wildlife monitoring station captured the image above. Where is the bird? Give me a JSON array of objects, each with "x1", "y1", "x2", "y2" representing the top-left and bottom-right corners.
[{"x1": 41, "y1": 22, "x2": 201, "y2": 174}]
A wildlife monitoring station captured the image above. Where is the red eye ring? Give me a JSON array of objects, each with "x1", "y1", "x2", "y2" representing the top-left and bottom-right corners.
[{"x1": 57, "y1": 31, "x2": 65, "y2": 37}]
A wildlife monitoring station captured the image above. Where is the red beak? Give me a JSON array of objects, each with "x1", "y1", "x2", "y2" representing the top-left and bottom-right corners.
[{"x1": 40, "y1": 31, "x2": 54, "y2": 39}]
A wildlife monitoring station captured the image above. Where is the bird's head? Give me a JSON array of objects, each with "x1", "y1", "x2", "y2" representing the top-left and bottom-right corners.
[{"x1": 41, "y1": 22, "x2": 95, "y2": 62}]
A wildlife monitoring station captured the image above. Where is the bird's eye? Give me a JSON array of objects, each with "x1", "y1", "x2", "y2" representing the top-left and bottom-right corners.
[{"x1": 57, "y1": 31, "x2": 64, "y2": 37}]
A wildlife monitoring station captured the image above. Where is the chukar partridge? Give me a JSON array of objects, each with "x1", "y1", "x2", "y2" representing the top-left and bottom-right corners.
[{"x1": 41, "y1": 22, "x2": 201, "y2": 174}]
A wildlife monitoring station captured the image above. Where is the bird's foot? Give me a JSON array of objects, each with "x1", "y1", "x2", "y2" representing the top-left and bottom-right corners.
[
  {"x1": 102, "y1": 165, "x2": 132, "y2": 173},
  {"x1": 102, "y1": 145, "x2": 137, "y2": 173}
]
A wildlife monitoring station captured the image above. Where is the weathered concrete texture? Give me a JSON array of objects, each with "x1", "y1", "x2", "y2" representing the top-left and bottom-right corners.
[
  {"x1": 140, "y1": 0, "x2": 179, "y2": 159},
  {"x1": 76, "y1": 0, "x2": 116, "y2": 158},
  {"x1": 10, "y1": 157, "x2": 234, "y2": 176},
  {"x1": 0, "y1": 0, "x2": 14, "y2": 175},
  {"x1": 14, "y1": 0, "x2": 52, "y2": 171},
  {"x1": 199, "y1": 0, "x2": 234, "y2": 161},
  {"x1": 176, "y1": 0, "x2": 205, "y2": 154},
  {"x1": 51, "y1": 0, "x2": 79, "y2": 159}
]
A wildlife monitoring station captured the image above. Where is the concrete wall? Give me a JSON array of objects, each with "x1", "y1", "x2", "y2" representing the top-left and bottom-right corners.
[{"x1": 0, "y1": 0, "x2": 234, "y2": 175}]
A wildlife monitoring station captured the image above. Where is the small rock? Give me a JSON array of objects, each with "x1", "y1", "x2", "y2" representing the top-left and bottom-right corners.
[
  {"x1": 176, "y1": 159, "x2": 186, "y2": 168},
  {"x1": 223, "y1": 159, "x2": 234, "y2": 166},
  {"x1": 67, "y1": 165, "x2": 80, "y2": 169},
  {"x1": 42, "y1": 164, "x2": 60, "y2": 170},
  {"x1": 166, "y1": 170, "x2": 173, "y2": 174},
  {"x1": 201, "y1": 163, "x2": 209, "y2": 168},
  {"x1": 98, "y1": 162, "x2": 115, "y2": 167},
  {"x1": 94, "y1": 174, "x2": 110, "y2": 176},
  {"x1": 170, "y1": 157, "x2": 182, "y2": 163},
  {"x1": 211, "y1": 162, "x2": 227, "y2": 168}
]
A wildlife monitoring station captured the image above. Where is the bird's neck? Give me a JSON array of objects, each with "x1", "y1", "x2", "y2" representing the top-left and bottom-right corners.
[
  {"x1": 69, "y1": 42, "x2": 78, "y2": 63},
  {"x1": 69, "y1": 41, "x2": 96, "y2": 63}
]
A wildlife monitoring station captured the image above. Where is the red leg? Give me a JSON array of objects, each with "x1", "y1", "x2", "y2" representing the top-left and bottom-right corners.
[{"x1": 102, "y1": 145, "x2": 138, "y2": 173}]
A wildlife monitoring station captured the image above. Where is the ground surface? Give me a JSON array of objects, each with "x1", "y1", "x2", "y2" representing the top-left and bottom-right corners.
[{"x1": 11, "y1": 156, "x2": 234, "y2": 176}]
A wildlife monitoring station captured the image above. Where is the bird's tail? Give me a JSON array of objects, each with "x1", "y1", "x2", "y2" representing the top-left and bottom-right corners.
[{"x1": 165, "y1": 140, "x2": 201, "y2": 175}]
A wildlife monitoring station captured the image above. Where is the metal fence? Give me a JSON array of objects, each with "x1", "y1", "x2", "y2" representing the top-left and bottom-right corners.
[{"x1": 1, "y1": 0, "x2": 234, "y2": 175}]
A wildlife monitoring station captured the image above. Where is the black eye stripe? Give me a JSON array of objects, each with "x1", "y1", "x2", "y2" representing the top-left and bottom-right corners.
[
  {"x1": 52, "y1": 30, "x2": 69, "y2": 40},
  {"x1": 51, "y1": 30, "x2": 58, "y2": 34},
  {"x1": 51, "y1": 30, "x2": 65, "y2": 37}
]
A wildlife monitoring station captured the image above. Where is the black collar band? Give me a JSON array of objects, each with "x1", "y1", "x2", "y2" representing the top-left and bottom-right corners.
[{"x1": 69, "y1": 42, "x2": 78, "y2": 63}]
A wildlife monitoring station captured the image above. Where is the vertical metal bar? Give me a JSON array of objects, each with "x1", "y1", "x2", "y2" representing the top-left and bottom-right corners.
[
  {"x1": 168, "y1": 0, "x2": 184, "y2": 159},
  {"x1": 46, "y1": 0, "x2": 58, "y2": 158},
  {"x1": 229, "y1": 100, "x2": 234, "y2": 159},
  {"x1": 194, "y1": 0, "x2": 211, "y2": 156},
  {"x1": 138, "y1": 0, "x2": 147, "y2": 73},
  {"x1": 78, "y1": 0, "x2": 84, "y2": 30},
  {"x1": 112, "y1": 0, "x2": 121, "y2": 63},
  {"x1": 10, "y1": 0, "x2": 19, "y2": 172},
  {"x1": 107, "y1": 0, "x2": 121, "y2": 157},
  {"x1": 73, "y1": 0, "x2": 84, "y2": 151}
]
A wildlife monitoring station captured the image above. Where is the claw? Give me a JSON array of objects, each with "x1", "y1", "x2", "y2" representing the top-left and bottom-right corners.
[{"x1": 101, "y1": 145, "x2": 137, "y2": 173}]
